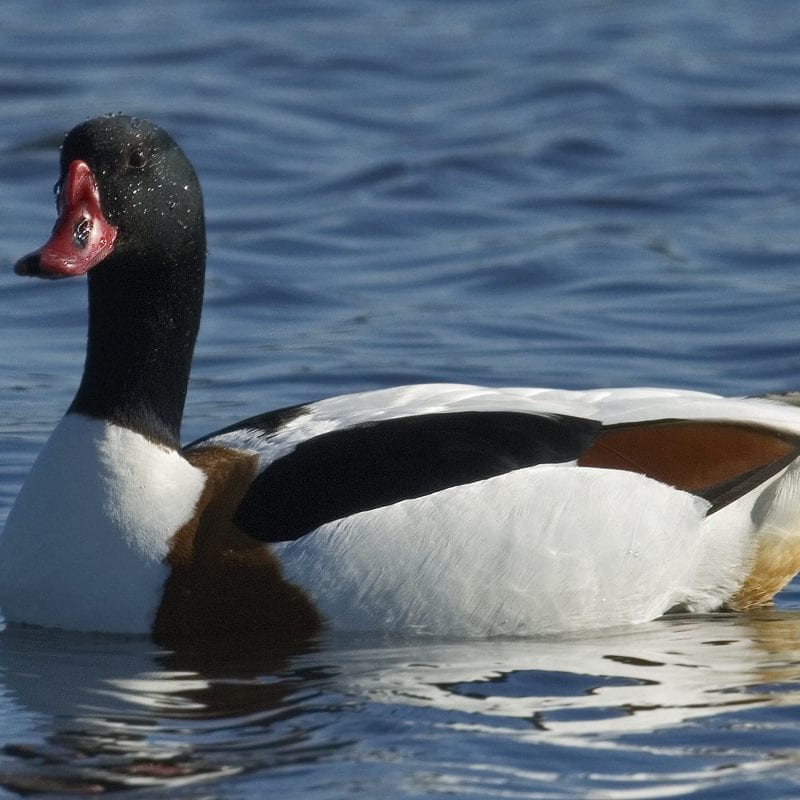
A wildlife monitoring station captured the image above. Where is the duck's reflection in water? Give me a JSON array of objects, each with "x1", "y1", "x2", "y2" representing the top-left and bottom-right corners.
[{"x1": 1, "y1": 611, "x2": 800, "y2": 793}]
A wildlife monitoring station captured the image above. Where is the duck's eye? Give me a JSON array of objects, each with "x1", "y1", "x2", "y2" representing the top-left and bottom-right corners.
[{"x1": 128, "y1": 149, "x2": 147, "y2": 170}]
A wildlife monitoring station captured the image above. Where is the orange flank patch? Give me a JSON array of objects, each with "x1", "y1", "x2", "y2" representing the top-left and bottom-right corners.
[
  {"x1": 728, "y1": 531, "x2": 800, "y2": 610},
  {"x1": 153, "y1": 446, "x2": 322, "y2": 645},
  {"x1": 578, "y1": 419, "x2": 800, "y2": 512}
]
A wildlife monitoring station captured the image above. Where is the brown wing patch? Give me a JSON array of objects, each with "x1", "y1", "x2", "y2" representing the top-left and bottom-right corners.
[
  {"x1": 153, "y1": 446, "x2": 322, "y2": 645},
  {"x1": 578, "y1": 419, "x2": 800, "y2": 512}
]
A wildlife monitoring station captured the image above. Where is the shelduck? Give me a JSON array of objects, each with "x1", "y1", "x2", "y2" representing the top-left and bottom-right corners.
[{"x1": 4, "y1": 114, "x2": 800, "y2": 642}]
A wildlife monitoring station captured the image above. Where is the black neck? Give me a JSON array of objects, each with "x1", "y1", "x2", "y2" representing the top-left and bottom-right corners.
[{"x1": 69, "y1": 246, "x2": 205, "y2": 449}]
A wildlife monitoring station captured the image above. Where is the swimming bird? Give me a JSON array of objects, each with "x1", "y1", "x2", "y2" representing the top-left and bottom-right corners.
[{"x1": 3, "y1": 114, "x2": 800, "y2": 642}]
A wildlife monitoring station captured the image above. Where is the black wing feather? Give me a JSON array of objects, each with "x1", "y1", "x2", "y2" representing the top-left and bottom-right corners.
[{"x1": 233, "y1": 410, "x2": 601, "y2": 543}]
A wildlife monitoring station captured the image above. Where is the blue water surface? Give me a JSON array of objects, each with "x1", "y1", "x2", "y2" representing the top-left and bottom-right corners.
[{"x1": 2, "y1": 1, "x2": 800, "y2": 797}]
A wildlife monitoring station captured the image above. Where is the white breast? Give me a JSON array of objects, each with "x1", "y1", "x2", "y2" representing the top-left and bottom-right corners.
[{"x1": 0, "y1": 414, "x2": 206, "y2": 633}]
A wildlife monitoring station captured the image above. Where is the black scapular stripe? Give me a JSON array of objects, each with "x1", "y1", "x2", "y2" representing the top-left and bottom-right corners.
[
  {"x1": 185, "y1": 402, "x2": 310, "y2": 449},
  {"x1": 234, "y1": 410, "x2": 601, "y2": 542}
]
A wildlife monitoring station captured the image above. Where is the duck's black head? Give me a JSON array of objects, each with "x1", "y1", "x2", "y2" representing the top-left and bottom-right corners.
[
  {"x1": 16, "y1": 114, "x2": 205, "y2": 280},
  {"x1": 15, "y1": 115, "x2": 207, "y2": 448}
]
